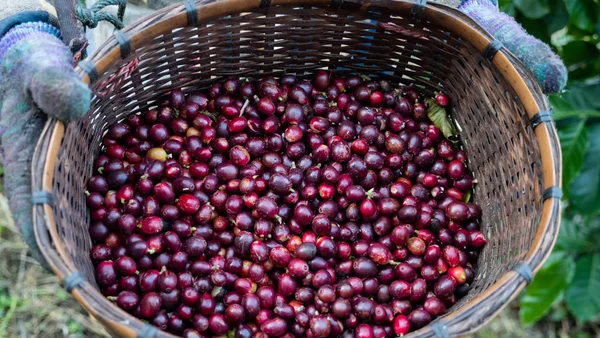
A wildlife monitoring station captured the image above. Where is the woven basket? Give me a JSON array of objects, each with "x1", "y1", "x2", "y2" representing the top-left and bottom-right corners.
[{"x1": 31, "y1": 0, "x2": 562, "y2": 336}]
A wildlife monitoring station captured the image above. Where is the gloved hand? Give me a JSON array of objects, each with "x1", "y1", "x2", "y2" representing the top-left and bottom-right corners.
[
  {"x1": 0, "y1": 21, "x2": 91, "y2": 263},
  {"x1": 458, "y1": 0, "x2": 567, "y2": 94}
]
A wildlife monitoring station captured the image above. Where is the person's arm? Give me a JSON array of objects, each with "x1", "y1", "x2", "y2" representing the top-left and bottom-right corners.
[
  {"x1": 0, "y1": 0, "x2": 90, "y2": 264},
  {"x1": 458, "y1": 0, "x2": 567, "y2": 94}
]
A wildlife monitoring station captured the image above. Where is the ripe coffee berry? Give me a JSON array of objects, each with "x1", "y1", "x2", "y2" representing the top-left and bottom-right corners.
[{"x1": 87, "y1": 74, "x2": 485, "y2": 336}]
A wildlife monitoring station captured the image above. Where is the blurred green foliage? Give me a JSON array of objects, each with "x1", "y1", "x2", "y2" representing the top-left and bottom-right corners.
[{"x1": 500, "y1": 0, "x2": 600, "y2": 327}]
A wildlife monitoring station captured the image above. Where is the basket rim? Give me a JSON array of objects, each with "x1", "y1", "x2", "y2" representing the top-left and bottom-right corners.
[{"x1": 32, "y1": 0, "x2": 562, "y2": 337}]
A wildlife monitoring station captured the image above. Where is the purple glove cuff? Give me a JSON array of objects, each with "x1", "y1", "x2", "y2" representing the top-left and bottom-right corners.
[
  {"x1": 459, "y1": 0, "x2": 498, "y2": 7},
  {"x1": 0, "y1": 22, "x2": 61, "y2": 61},
  {"x1": 458, "y1": 0, "x2": 567, "y2": 93}
]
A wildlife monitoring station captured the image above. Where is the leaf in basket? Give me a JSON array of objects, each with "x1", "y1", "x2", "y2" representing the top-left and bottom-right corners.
[
  {"x1": 565, "y1": 253, "x2": 600, "y2": 322},
  {"x1": 520, "y1": 252, "x2": 574, "y2": 325},
  {"x1": 569, "y1": 123, "x2": 600, "y2": 215},
  {"x1": 425, "y1": 98, "x2": 458, "y2": 142},
  {"x1": 514, "y1": 0, "x2": 550, "y2": 19},
  {"x1": 201, "y1": 111, "x2": 217, "y2": 121},
  {"x1": 559, "y1": 119, "x2": 589, "y2": 195},
  {"x1": 464, "y1": 190, "x2": 472, "y2": 203}
]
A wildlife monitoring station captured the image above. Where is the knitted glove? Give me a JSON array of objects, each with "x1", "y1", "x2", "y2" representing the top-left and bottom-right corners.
[
  {"x1": 0, "y1": 21, "x2": 91, "y2": 263},
  {"x1": 459, "y1": 0, "x2": 567, "y2": 94}
]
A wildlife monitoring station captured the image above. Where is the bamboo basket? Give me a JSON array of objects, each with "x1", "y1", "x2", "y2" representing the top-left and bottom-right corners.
[{"x1": 31, "y1": 0, "x2": 562, "y2": 336}]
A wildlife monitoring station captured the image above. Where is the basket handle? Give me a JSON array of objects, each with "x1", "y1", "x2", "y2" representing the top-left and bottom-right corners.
[
  {"x1": 54, "y1": 0, "x2": 86, "y2": 54},
  {"x1": 53, "y1": 0, "x2": 127, "y2": 59}
]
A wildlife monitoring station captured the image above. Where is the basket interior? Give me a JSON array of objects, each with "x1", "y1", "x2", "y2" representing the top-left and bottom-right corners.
[{"x1": 51, "y1": 3, "x2": 544, "y2": 335}]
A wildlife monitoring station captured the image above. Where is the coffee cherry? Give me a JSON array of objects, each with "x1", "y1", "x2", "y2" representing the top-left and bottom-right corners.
[{"x1": 88, "y1": 74, "x2": 486, "y2": 336}]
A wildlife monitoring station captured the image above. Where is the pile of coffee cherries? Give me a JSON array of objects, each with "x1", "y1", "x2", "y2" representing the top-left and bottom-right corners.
[{"x1": 86, "y1": 71, "x2": 486, "y2": 338}]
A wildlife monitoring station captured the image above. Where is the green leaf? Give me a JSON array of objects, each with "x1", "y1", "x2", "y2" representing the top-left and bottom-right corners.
[
  {"x1": 556, "y1": 217, "x2": 595, "y2": 252},
  {"x1": 559, "y1": 119, "x2": 589, "y2": 192},
  {"x1": 520, "y1": 252, "x2": 574, "y2": 325},
  {"x1": 553, "y1": 110, "x2": 600, "y2": 121},
  {"x1": 550, "y1": 93, "x2": 575, "y2": 112},
  {"x1": 425, "y1": 98, "x2": 457, "y2": 141},
  {"x1": 560, "y1": 40, "x2": 600, "y2": 67},
  {"x1": 545, "y1": 0, "x2": 570, "y2": 34},
  {"x1": 514, "y1": 13, "x2": 553, "y2": 45},
  {"x1": 556, "y1": 82, "x2": 600, "y2": 111},
  {"x1": 509, "y1": 0, "x2": 568, "y2": 44},
  {"x1": 565, "y1": 253, "x2": 600, "y2": 322},
  {"x1": 570, "y1": 123, "x2": 600, "y2": 215},
  {"x1": 564, "y1": 0, "x2": 598, "y2": 32},
  {"x1": 55, "y1": 289, "x2": 69, "y2": 301},
  {"x1": 548, "y1": 304, "x2": 569, "y2": 322},
  {"x1": 514, "y1": 0, "x2": 550, "y2": 19},
  {"x1": 560, "y1": 40, "x2": 600, "y2": 80},
  {"x1": 499, "y1": 1, "x2": 517, "y2": 16}
]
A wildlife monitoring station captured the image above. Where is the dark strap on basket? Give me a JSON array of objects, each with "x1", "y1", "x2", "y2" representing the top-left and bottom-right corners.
[
  {"x1": 513, "y1": 263, "x2": 533, "y2": 284},
  {"x1": 184, "y1": 0, "x2": 198, "y2": 26},
  {"x1": 32, "y1": 190, "x2": 53, "y2": 206},
  {"x1": 431, "y1": 321, "x2": 450, "y2": 338},
  {"x1": 483, "y1": 40, "x2": 503, "y2": 61},
  {"x1": 331, "y1": 0, "x2": 344, "y2": 8},
  {"x1": 63, "y1": 271, "x2": 86, "y2": 293},
  {"x1": 113, "y1": 30, "x2": 132, "y2": 58},
  {"x1": 138, "y1": 324, "x2": 158, "y2": 338},
  {"x1": 410, "y1": 0, "x2": 427, "y2": 19},
  {"x1": 78, "y1": 60, "x2": 99, "y2": 84},
  {"x1": 260, "y1": 0, "x2": 272, "y2": 8},
  {"x1": 531, "y1": 110, "x2": 553, "y2": 128},
  {"x1": 543, "y1": 186, "x2": 563, "y2": 201}
]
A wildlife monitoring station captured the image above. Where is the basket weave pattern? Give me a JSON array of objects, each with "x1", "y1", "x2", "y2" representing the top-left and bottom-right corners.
[{"x1": 32, "y1": 1, "x2": 561, "y2": 337}]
